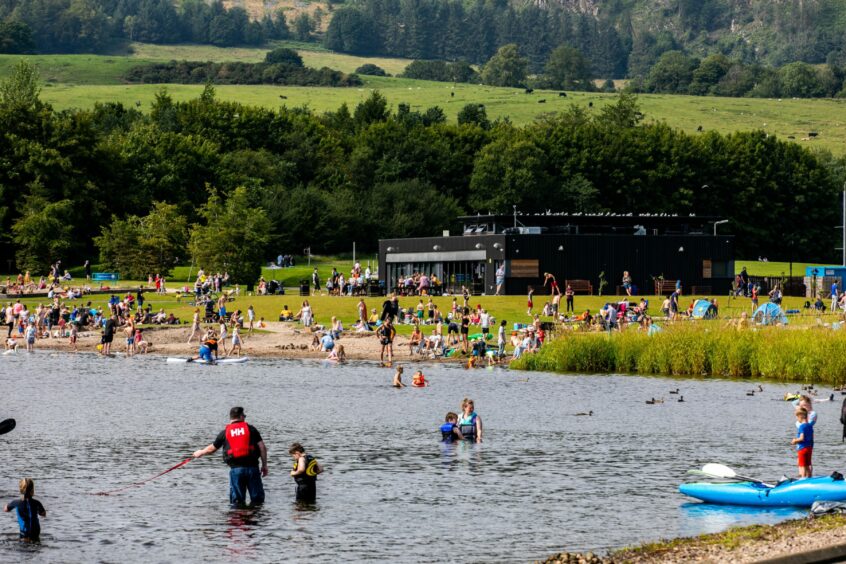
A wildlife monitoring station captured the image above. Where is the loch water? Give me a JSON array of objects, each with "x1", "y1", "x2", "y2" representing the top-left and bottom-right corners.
[{"x1": 2, "y1": 353, "x2": 842, "y2": 562}]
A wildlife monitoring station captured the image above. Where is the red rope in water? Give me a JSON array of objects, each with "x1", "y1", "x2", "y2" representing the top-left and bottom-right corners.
[{"x1": 90, "y1": 457, "x2": 192, "y2": 496}]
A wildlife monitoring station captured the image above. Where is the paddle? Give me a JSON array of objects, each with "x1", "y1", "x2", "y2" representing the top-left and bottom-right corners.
[
  {"x1": 700, "y1": 463, "x2": 774, "y2": 487},
  {"x1": 0, "y1": 418, "x2": 16, "y2": 435}
]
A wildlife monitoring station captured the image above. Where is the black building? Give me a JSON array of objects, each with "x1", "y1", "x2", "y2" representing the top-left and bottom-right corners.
[{"x1": 378, "y1": 213, "x2": 734, "y2": 296}]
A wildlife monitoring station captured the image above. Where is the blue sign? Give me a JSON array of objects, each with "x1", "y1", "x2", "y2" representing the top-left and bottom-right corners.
[{"x1": 92, "y1": 272, "x2": 119, "y2": 281}]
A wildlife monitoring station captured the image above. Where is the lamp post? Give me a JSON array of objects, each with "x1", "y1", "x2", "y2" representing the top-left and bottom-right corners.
[{"x1": 713, "y1": 219, "x2": 729, "y2": 236}]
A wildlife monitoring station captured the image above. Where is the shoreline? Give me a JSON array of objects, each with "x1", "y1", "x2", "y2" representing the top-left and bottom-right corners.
[
  {"x1": 9, "y1": 322, "x2": 463, "y2": 364},
  {"x1": 540, "y1": 513, "x2": 846, "y2": 563}
]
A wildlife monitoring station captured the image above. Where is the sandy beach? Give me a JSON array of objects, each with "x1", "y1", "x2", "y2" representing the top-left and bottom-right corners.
[{"x1": 17, "y1": 321, "x2": 455, "y2": 363}]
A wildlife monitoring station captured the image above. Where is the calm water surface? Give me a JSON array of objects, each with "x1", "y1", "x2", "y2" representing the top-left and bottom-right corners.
[{"x1": 2, "y1": 353, "x2": 844, "y2": 563}]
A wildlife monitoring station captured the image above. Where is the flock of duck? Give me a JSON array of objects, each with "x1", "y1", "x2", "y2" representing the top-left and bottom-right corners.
[{"x1": 576, "y1": 383, "x2": 843, "y2": 419}]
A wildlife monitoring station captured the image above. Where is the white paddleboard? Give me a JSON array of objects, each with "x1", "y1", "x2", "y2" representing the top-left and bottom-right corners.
[{"x1": 166, "y1": 356, "x2": 249, "y2": 364}]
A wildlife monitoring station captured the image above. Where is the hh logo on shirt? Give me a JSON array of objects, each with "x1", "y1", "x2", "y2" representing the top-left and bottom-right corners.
[{"x1": 230, "y1": 427, "x2": 246, "y2": 437}]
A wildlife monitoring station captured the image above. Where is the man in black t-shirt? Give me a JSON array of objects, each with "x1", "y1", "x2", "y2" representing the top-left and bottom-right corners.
[
  {"x1": 193, "y1": 406, "x2": 268, "y2": 507},
  {"x1": 101, "y1": 314, "x2": 116, "y2": 355}
]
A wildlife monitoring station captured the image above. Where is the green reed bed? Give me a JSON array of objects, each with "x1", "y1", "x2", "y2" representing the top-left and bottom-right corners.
[{"x1": 512, "y1": 324, "x2": 846, "y2": 385}]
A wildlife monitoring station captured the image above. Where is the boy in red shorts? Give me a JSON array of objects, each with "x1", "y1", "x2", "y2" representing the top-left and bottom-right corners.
[{"x1": 791, "y1": 408, "x2": 813, "y2": 478}]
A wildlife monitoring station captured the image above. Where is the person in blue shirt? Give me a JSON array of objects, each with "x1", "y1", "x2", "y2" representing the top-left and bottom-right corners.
[
  {"x1": 320, "y1": 333, "x2": 334, "y2": 352},
  {"x1": 832, "y1": 282, "x2": 840, "y2": 313},
  {"x1": 791, "y1": 408, "x2": 814, "y2": 478},
  {"x1": 4, "y1": 478, "x2": 46, "y2": 542}
]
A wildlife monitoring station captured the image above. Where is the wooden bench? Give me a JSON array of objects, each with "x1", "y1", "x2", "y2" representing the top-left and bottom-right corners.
[
  {"x1": 566, "y1": 279, "x2": 593, "y2": 295},
  {"x1": 654, "y1": 280, "x2": 680, "y2": 295}
]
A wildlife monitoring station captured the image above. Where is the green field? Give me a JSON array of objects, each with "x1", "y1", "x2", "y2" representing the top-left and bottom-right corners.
[
  {"x1": 738, "y1": 260, "x2": 837, "y2": 277},
  {"x1": 2, "y1": 44, "x2": 846, "y2": 154},
  {"x1": 126, "y1": 41, "x2": 415, "y2": 75}
]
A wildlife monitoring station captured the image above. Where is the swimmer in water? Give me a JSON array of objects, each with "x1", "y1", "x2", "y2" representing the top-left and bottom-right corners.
[
  {"x1": 4, "y1": 478, "x2": 46, "y2": 543},
  {"x1": 412, "y1": 370, "x2": 427, "y2": 387},
  {"x1": 439, "y1": 412, "x2": 464, "y2": 443},
  {"x1": 392, "y1": 366, "x2": 405, "y2": 388}
]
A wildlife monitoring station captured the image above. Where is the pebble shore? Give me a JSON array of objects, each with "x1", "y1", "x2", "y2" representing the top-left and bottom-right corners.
[{"x1": 539, "y1": 513, "x2": 846, "y2": 563}]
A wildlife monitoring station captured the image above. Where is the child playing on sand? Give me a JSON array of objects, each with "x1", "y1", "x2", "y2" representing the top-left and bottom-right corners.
[
  {"x1": 4, "y1": 478, "x2": 46, "y2": 543},
  {"x1": 791, "y1": 408, "x2": 814, "y2": 478},
  {"x1": 327, "y1": 344, "x2": 345, "y2": 363}
]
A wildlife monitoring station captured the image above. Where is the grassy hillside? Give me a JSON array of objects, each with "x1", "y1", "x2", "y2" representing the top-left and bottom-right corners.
[
  {"x1": 31, "y1": 80, "x2": 846, "y2": 155},
  {"x1": 2, "y1": 44, "x2": 845, "y2": 155},
  {"x1": 126, "y1": 42, "x2": 414, "y2": 75}
]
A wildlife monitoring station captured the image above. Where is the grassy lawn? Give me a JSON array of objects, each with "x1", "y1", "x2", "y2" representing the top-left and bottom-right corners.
[
  {"x1": 739, "y1": 259, "x2": 838, "y2": 277},
  {"x1": 2, "y1": 45, "x2": 846, "y2": 154},
  {"x1": 6, "y1": 255, "x2": 838, "y2": 336},
  {"x1": 3, "y1": 288, "x2": 834, "y2": 339}
]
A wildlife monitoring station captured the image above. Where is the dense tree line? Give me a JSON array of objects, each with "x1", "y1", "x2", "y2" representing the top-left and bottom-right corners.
[
  {"x1": 631, "y1": 52, "x2": 846, "y2": 98},
  {"x1": 125, "y1": 49, "x2": 361, "y2": 87},
  {"x1": 325, "y1": 0, "x2": 627, "y2": 77},
  {"x1": 399, "y1": 60, "x2": 478, "y2": 84},
  {"x1": 1, "y1": 62, "x2": 843, "y2": 282},
  {"x1": 0, "y1": 0, "x2": 289, "y2": 53},
  {"x1": 325, "y1": 0, "x2": 846, "y2": 80}
]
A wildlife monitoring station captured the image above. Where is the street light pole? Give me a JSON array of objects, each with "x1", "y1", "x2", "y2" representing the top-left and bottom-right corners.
[{"x1": 713, "y1": 219, "x2": 729, "y2": 236}]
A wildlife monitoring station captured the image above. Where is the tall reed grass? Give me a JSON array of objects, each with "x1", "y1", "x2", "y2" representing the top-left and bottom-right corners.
[{"x1": 511, "y1": 325, "x2": 846, "y2": 385}]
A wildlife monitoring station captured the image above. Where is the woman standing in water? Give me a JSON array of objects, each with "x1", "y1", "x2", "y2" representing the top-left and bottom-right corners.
[{"x1": 458, "y1": 398, "x2": 483, "y2": 443}]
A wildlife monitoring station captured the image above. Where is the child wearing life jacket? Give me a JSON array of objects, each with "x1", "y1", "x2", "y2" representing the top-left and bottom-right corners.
[
  {"x1": 440, "y1": 412, "x2": 464, "y2": 443},
  {"x1": 4, "y1": 478, "x2": 46, "y2": 542},
  {"x1": 289, "y1": 443, "x2": 322, "y2": 504},
  {"x1": 412, "y1": 370, "x2": 427, "y2": 387}
]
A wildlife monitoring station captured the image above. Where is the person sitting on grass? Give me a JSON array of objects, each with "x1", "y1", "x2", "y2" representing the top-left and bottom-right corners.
[{"x1": 278, "y1": 306, "x2": 293, "y2": 321}]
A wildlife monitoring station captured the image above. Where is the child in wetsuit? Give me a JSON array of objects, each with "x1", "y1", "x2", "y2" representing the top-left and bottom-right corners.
[
  {"x1": 4, "y1": 478, "x2": 46, "y2": 542},
  {"x1": 440, "y1": 412, "x2": 464, "y2": 443}
]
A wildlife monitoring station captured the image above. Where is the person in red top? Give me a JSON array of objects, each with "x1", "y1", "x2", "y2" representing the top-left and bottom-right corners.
[{"x1": 193, "y1": 407, "x2": 268, "y2": 507}]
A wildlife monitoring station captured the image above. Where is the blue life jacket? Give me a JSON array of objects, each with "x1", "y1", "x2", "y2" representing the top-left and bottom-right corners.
[{"x1": 440, "y1": 422, "x2": 457, "y2": 442}]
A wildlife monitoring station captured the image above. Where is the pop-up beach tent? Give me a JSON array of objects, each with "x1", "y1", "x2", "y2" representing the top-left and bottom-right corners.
[
  {"x1": 691, "y1": 299, "x2": 718, "y2": 320},
  {"x1": 753, "y1": 302, "x2": 788, "y2": 325}
]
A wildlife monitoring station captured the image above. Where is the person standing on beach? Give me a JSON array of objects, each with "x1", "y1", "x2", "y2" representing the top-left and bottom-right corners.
[
  {"x1": 247, "y1": 305, "x2": 255, "y2": 335},
  {"x1": 187, "y1": 309, "x2": 201, "y2": 344},
  {"x1": 101, "y1": 314, "x2": 116, "y2": 355},
  {"x1": 193, "y1": 407, "x2": 267, "y2": 507},
  {"x1": 377, "y1": 318, "x2": 396, "y2": 365}
]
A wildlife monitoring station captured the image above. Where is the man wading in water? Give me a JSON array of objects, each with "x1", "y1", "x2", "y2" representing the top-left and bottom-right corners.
[{"x1": 193, "y1": 407, "x2": 268, "y2": 507}]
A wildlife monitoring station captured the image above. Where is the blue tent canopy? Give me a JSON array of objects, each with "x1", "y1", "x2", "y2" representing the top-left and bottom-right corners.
[
  {"x1": 753, "y1": 302, "x2": 788, "y2": 325},
  {"x1": 692, "y1": 299, "x2": 718, "y2": 320}
]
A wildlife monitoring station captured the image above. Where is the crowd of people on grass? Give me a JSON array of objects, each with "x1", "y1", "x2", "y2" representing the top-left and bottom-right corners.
[{"x1": 310, "y1": 264, "x2": 374, "y2": 297}]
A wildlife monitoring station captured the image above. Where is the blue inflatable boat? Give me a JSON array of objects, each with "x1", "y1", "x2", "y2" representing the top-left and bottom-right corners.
[{"x1": 680, "y1": 477, "x2": 846, "y2": 507}]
